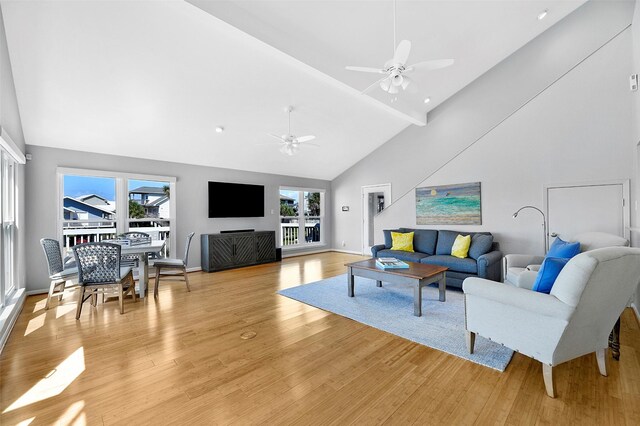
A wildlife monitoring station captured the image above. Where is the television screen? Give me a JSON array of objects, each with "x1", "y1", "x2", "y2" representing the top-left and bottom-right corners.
[{"x1": 208, "y1": 181, "x2": 264, "y2": 218}]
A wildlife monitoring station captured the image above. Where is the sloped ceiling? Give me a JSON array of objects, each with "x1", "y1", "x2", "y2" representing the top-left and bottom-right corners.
[{"x1": 1, "y1": 0, "x2": 585, "y2": 179}]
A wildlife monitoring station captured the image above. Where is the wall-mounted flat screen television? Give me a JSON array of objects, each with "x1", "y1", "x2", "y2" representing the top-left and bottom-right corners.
[{"x1": 208, "y1": 181, "x2": 264, "y2": 218}]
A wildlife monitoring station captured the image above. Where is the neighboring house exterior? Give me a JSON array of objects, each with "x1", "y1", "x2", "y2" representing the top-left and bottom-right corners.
[
  {"x1": 129, "y1": 186, "x2": 170, "y2": 219},
  {"x1": 280, "y1": 194, "x2": 296, "y2": 207},
  {"x1": 78, "y1": 193, "x2": 116, "y2": 211},
  {"x1": 63, "y1": 196, "x2": 115, "y2": 223}
]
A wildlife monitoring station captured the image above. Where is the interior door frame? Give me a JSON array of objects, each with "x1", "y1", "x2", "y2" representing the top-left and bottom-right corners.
[
  {"x1": 543, "y1": 179, "x2": 631, "y2": 245},
  {"x1": 361, "y1": 183, "x2": 391, "y2": 256}
]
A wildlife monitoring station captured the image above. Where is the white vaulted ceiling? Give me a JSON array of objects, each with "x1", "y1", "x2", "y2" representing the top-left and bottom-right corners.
[{"x1": 1, "y1": 0, "x2": 585, "y2": 179}]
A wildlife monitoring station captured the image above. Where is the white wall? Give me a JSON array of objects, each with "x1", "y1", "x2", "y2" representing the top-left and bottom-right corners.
[
  {"x1": 331, "y1": 0, "x2": 636, "y2": 257},
  {"x1": 25, "y1": 145, "x2": 332, "y2": 293}
]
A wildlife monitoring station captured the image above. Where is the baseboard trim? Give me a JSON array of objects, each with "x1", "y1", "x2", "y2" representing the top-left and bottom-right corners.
[
  {"x1": 283, "y1": 248, "x2": 331, "y2": 258},
  {"x1": 331, "y1": 249, "x2": 365, "y2": 255},
  {"x1": 0, "y1": 289, "x2": 26, "y2": 354}
]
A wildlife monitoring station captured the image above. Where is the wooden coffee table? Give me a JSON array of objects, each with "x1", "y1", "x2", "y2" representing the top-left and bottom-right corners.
[{"x1": 345, "y1": 259, "x2": 448, "y2": 317}]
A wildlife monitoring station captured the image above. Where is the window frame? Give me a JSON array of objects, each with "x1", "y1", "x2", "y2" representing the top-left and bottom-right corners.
[
  {"x1": 57, "y1": 167, "x2": 176, "y2": 257},
  {"x1": 0, "y1": 147, "x2": 20, "y2": 307},
  {"x1": 279, "y1": 186, "x2": 325, "y2": 250}
]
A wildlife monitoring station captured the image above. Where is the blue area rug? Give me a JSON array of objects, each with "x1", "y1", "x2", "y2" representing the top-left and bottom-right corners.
[{"x1": 278, "y1": 274, "x2": 513, "y2": 371}]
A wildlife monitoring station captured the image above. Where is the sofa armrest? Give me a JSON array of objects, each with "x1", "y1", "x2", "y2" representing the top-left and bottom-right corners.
[
  {"x1": 463, "y1": 277, "x2": 573, "y2": 321},
  {"x1": 476, "y1": 250, "x2": 502, "y2": 280},
  {"x1": 527, "y1": 264, "x2": 541, "y2": 272},
  {"x1": 371, "y1": 244, "x2": 386, "y2": 257},
  {"x1": 504, "y1": 254, "x2": 545, "y2": 269}
]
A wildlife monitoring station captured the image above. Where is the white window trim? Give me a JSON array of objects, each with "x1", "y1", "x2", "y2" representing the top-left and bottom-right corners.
[
  {"x1": 57, "y1": 167, "x2": 177, "y2": 255},
  {"x1": 279, "y1": 186, "x2": 325, "y2": 250}
]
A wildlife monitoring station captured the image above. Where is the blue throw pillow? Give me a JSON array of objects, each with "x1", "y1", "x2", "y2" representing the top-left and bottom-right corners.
[
  {"x1": 547, "y1": 237, "x2": 580, "y2": 259},
  {"x1": 532, "y1": 257, "x2": 570, "y2": 294},
  {"x1": 468, "y1": 234, "x2": 494, "y2": 260}
]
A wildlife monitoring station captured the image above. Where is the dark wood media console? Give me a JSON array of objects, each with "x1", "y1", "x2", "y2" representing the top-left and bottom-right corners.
[{"x1": 201, "y1": 231, "x2": 277, "y2": 272}]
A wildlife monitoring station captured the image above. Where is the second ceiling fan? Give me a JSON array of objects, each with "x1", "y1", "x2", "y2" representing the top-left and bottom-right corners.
[
  {"x1": 267, "y1": 106, "x2": 317, "y2": 156},
  {"x1": 346, "y1": 0, "x2": 454, "y2": 95}
]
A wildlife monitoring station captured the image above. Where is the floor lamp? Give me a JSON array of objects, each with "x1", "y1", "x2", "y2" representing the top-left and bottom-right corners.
[{"x1": 512, "y1": 205, "x2": 548, "y2": 254}]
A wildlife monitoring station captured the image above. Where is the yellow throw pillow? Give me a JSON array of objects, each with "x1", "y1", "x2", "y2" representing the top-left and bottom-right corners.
[
  {"x1": 391, "y1": 231, "x2": 414, "y2": 252},
  {"x1": 451, "y1": 234, "x2": 471, "y2": 258}
]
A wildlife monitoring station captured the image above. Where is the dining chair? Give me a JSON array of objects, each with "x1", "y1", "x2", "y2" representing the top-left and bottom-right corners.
[
  {"x1": 72, "y1": 242, "x2": 137, "y2": 319},
  {"x1": 120, "y1": 231, "x2": 151, "y2": 268},
  {"x1": 40, "y1": 238, "x2": 78, "y2": 309},
  {"x1": 153, "y1": 232, "x2": 195, "y2": 298}
]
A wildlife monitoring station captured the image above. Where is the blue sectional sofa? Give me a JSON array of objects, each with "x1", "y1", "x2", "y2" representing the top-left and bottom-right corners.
[{"x1": 371, "y1": 228, "x2": 503, "y2": 289}]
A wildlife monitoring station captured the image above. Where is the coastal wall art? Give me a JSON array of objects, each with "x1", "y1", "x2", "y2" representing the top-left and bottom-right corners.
[{"x1": 416, "y1": 182, "x2": 482, "y2": 225}]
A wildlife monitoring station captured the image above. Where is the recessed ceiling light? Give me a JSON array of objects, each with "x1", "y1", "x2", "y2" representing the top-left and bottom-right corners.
[
  {"x1": 215, "y1": 126, "x2": 224, "y2": 133},
  {"x1": 424, "y1": 97, "x2": 431, "y2": 104},
  {"x1": 538, "y1": 9, "x2": 548, "y2": 20}
]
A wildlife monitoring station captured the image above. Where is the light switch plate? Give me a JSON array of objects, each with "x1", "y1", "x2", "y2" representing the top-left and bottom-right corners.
[{"x1": 631, "y1": 74, "x2": 638, "y2": 91}]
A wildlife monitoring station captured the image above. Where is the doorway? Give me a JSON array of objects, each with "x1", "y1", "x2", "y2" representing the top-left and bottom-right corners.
[
  {"x1": 362, "y1": 184, "x2": 391, "y2": 255},
  {"x1": 544, "y1": 180, "x2": 630, "y2": 248}
]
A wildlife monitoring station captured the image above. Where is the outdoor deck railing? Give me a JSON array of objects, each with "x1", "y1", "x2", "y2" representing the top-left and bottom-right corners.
[
  {"x1": 281, "y1": 222, "x2": 321, "y2": 246},
  {"x1": 62, "y1": 225, "x2": 171, "y2": 257}
]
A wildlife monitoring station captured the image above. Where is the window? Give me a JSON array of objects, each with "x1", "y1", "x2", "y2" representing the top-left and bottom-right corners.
[
  {"x1": 58, "y1": 169, "x2": 175, "y2": 258},
  {"x1": 127, "y1": 179, "x2": 172, "y2": 256},
  {"x1": 1, "y1": 149, "x2": 17, "y2": 306},
  {"x1": 279, "y1": 187, "x2": 324, "y2": 248}
]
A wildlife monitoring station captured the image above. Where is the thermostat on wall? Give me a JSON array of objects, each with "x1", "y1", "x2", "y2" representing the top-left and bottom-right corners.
[{"x1": 341, "y1": 206, "x2": 349, "y2": 212}]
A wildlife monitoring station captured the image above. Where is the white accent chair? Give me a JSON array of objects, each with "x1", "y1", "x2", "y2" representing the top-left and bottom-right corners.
[
  {"x1": 464, "y1": 247, "x2": 640, "y2": 398},
  {"x1": 504, "y1": 232, "x2": 629, "y2": 289}
]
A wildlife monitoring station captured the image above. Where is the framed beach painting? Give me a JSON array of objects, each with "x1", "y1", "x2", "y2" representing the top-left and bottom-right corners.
[{"x1": 416, "y1": 182, "x2": 482, "y2": 225}]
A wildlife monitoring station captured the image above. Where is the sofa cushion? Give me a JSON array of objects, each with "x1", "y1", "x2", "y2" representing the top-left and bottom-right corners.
[
  {"x1": 390, "y1": 231, "x2": 414, "y2": 252},
  {"x1": 532, "y1": 257, "x2": 570, "y2": 294},
  {"x1": 547, "y1": 237, "x2": 580, "y2": 259},
  {"x1": 468, "y1": 234, "x2": 494, "y2": 260},
  {"x1": 435, "y1": 230, "x2": 460, "y2": 255},
  {"x1": 383, "y1": 229, "x2": 404, "y2": 249},
  {"x1": 401, "y1": 228, "x2": 438, "y2": 255},
  {"x1": 376, "y1": 249, "x2": 428, "y2": 263},
  {"x1": 421, "y1": 255, "x2": 478, "y2": 274}
]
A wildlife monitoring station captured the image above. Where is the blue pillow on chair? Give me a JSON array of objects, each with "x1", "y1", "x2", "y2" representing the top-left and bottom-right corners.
[
  {"x1": 547, "y1": 237, "x2": 580, "y2": 259},
  {"x1": 532, "y1": 257, "x2": 570, "y2": 294}
]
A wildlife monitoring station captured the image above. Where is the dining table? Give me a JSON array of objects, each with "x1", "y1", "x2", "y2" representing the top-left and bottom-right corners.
[{"x1": 119, "y1": 240, "x2": 166, "y2": 298}]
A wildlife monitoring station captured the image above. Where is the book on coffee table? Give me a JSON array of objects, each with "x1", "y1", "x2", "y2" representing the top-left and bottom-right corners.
[{"x1": 375, "y1": 258, "x2": 409, "y2": 269}]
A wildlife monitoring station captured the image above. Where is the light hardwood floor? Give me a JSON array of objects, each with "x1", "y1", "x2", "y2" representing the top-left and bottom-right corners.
[{"x1": 1, "y1": 252, "x2": 639, "y2": 425}]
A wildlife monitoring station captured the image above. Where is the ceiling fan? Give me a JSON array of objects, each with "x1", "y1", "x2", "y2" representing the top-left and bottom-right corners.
[
  {"x1": 267, "y1": 106, "x2": 317, "y2": 156},
  {"x1": 346, "y1": 0, "x2": 454, "y2": 95}
]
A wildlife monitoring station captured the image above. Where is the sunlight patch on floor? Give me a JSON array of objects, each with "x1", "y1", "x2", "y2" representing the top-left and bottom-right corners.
[
  {"x1": 54, "y1": 400, "x2": 86, "y2": 425},
  {"x1": 14, "y1": 417, "x2": 35, "y2": 425},
  {"x1": 56, "y1": 304, "x2": 77, "y2": 319},
  {"x1": 3, "y1": 348, "x2": 85, "y2": 413},
  {"x1": 24, "y1": 313, "x2": 46, "y2": 336},
  {"x1": 33, "y1": 299, "x2": 47, "y2": 312}
]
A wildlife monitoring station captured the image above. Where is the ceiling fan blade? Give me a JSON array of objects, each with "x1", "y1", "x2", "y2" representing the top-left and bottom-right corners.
[
  {"x1": 406, "y1": 59, "x2": 455, "y2": 72},
  {"x1": 346, "y1": 66, "x2": 385, "y2": 73},
  {"x1": 301, "y1": 142, "x2": 320, "y2": 147},
  {"x1": 393, "y1": 40, "x2": 411, "y2": 65},
  {"x1": 362, "y1": 76, "x2": 391, "y2": 94},
  {"x1": 401, "y1": 75, "x2": 412, "y2": 90},
  {"x1": 296, "y1": 135, "x2": 315, "y2": 143},
  {"x1": 268, "y1": 133, "x2": 285, "y2": 141}
]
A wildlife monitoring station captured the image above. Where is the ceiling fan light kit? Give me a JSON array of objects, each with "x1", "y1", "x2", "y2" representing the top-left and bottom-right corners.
[
  {"x1": 345, "y1": 0, "x2": 454, "y2": 98},
  {"x1": 266, "y1": 106, "x2": 317, "y2": 156}
]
